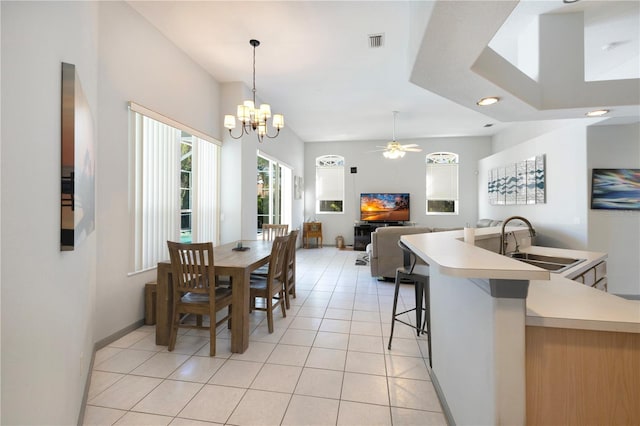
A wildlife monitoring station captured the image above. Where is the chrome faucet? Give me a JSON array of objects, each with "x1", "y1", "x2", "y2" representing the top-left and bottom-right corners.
[{"x1": 500, "y1": 216, "x2": 536, "y2": 255}]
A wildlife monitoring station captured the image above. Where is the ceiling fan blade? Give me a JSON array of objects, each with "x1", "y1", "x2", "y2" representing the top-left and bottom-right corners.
[
  {"x1": 401, "y1": 144, "x2": 419, "y2": 148},
  {"x1": 403, "y1": 147, "x2": 423, "y2": 152}
]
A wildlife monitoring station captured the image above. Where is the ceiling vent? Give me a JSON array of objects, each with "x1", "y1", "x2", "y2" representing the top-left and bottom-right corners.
[{"x1": 368, "y1": 33, "x2": 384, "y2": 48}]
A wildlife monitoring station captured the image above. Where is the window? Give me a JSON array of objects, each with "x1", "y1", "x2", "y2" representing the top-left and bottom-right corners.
[
  {"x1": 426, "y1": 152, "x2": 459, "y2": 215},
  {"x1": 180, "y1": 135, "x2": 192, "y2": 243},
  {"x1": 315, "y1": 155, "x2": 344, "y2": 213},
  {"x1": 129, "y1": 102, "x2": 220, "y2": 273},
  {"x1": 257, "y1": 152, "x2": 292, "y2": 235}
]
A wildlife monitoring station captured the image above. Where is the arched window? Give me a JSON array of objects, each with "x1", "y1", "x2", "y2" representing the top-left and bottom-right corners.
[
  {"x1": 426, "y1": 152, "x2": 459, "y2": 214},
  {"x1": 315, "y1": 155, "x2": 345, "y2": 213}
]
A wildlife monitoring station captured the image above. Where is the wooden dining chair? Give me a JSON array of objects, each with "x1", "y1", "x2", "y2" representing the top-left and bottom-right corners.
[
  {"x1": 252, "y1": 224, "x2": 289, "y2": 276},
  {"x1": 261, "y1": 224, "x2": 289, "y2": 241},
  {"x1": 283, "y1": 229, "x2": 299, "y2": 309},
  {"x1": 249, "y1": 235, "x2": 289, "y2": 333},
  {"x1": 167, "y1": 241, "x2": 233, "y2": 356}
]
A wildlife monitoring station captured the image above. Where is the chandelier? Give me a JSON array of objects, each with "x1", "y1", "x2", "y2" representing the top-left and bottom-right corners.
[{"x1": 224, "y1": 39, "x2": 284, "y2": 143}]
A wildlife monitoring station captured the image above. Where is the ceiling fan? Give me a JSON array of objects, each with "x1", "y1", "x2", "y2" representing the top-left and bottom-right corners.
[{"x1": 374, "y1": 111, "x2": 422, "y2": 159}]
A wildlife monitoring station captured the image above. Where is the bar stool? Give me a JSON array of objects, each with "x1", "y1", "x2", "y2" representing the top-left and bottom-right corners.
[{"x1": 388, "y1": 240, "x2": 432, "y2": 367}]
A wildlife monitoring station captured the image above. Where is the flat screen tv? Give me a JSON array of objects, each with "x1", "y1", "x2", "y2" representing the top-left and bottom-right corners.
[
  {"x1": 591, "y1": 168, "x2": 640, "y2": 210},
  {"x1": 360, "y1": 193, "x2": 410, "y2": 222}
]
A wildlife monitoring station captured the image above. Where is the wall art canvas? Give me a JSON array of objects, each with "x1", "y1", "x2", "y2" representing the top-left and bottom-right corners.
[
  {"x1": 61, "y1": 62, "x2": 96, "y2": 251},
  {"x1": 591, "y1": 168, "x2": 640, "y2": 210},
  {"x1": 294, "y1": 176, "x2": 303, "y2": 199},
  {"x1": 488, "y1": 154, "x2": 546, "y2": 206}
]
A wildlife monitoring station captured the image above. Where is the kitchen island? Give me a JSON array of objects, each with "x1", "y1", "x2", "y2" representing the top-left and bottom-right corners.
[{"x1": 401, "y1": 227, "x2": 640, "y2": 426}]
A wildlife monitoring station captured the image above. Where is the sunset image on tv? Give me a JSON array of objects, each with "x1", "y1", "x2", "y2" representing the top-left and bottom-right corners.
[{"x1": 360, "y1": 193, "x2": 410, "y2": 222}]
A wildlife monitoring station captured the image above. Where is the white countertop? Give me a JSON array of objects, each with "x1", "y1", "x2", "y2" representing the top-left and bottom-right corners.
[
  {"x1": 402, "y1": 226, "x2": 551, "y2": 280},
  {"x1": 402, "y1": 227, "x2": 640, "y2": 334}
]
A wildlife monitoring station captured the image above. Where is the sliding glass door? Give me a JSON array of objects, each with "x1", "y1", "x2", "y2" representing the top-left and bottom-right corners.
[{"x1": 257, "y1": 152, "x2": 292, "y2": 236}]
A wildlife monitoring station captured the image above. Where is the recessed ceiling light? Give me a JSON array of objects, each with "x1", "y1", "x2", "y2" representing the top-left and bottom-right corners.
[
  {"x1": 477, "y1": 97, "x2": 500, "y2": 106},
  {"x1": 586, "y1": 109, "x2": 609, "y2": 117}
]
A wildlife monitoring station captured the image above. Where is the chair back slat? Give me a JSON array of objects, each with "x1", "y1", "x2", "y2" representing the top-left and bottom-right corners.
[
  {"x1": 267, "y1": 235, "x2": 289, "y2": 284},
  {"x1": 167, "y1": 241, "x2": 214, "y2": 295},
  {"x1": 286, "y1": 230, "x2": 299, "y2": 281},
  {"x1": 262, "y1": 224, "x2": 289, "y2": 241}
]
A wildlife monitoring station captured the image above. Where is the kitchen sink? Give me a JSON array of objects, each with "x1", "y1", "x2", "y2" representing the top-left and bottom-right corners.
[{"x1": 509, "y1": 252, "x2": 585, "y2": 273}]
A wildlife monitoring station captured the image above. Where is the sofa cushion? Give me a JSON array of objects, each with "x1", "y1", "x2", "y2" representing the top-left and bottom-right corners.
[
  {"x1": 369, "y1": 226, "x2": 432, "y2": 278},
  {"x1": 476, "y1": 218, "x2": 503, "y2": 228}
]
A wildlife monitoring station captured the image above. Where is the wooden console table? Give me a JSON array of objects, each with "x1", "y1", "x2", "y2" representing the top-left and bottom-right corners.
[{"x1": 303, "y1": 222, "x2": 323, "y2": 248}]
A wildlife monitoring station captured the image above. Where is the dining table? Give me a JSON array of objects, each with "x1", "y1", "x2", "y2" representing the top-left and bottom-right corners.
[{"x1": 155, "y1": 239, "x2": 273, "y2": 353}]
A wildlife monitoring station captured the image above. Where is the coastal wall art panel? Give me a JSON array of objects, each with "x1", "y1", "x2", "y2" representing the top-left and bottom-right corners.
[
  {"x1": 505, "y1": 163, "x2": 516, "y2": 205},
  {"x1": 488, "y1": 168, "x2": 498, "y2": 205},
  {"x1": 488, "y1": 154, "x2": 546, "y2": 206}
]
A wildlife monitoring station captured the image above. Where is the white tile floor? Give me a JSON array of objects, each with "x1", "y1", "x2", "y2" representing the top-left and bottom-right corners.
[{"x1": 84, "y1": 247, "x2": 446, "y2": 426}]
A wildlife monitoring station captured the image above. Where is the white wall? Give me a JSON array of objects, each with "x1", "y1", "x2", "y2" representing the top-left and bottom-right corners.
[
  {"x1": 480, "y1": 120, "x2": 590, "y2": 249},
  {"x1": 95, "y1": 1, "x2": 222, "y2": 341},
  {"x1": 587, "y1": 122, "x2": 640, "y2": 296},
  {"x1": 1, "y1": 2, "x2": 99, "y2": 423},
  {"x1": 304, "y1": 137, "x2": 492, "y2": 246}
]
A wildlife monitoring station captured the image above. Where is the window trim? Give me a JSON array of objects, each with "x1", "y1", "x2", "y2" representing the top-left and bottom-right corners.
[{"x1": 128, "y1": 102, "x2": 220, "y2": 146}]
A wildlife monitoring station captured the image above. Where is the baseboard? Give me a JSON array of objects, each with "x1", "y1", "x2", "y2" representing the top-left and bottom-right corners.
[
  {"x1": 429, "y1": 367, "x2": 455, "y2": 426},
  {"x1": 95, "y1": 319, "x2": 145, "y2": 350},
  {"x1": 77, "y1": 318, "x2": 145, "y2": 425},
  {"x1": 615, "y1": 293, "x2": 640, "y2": 300}
]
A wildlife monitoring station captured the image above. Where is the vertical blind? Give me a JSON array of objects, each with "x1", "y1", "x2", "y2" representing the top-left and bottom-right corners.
[
  {"x1": 192, "y1": 138, "x2": 218, "y2": 243},
  {"x1": 136, "y1": 115, "x2": 181, "y2": 271},
  {"x1": 130, "y1": 103, "x2": 220, "y2": 273}
]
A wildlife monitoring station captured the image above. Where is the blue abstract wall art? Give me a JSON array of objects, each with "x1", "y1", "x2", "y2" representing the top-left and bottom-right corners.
[
  {"x1": 591, "y1": 169, "x2": 640, "y2": 210},
  {"x1": 488, "y1": 154, "x2": 546, "y2": 205}
]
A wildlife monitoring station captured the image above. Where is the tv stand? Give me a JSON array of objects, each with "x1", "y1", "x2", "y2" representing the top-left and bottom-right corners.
[{"x1": 354, "y1": 222, "x2": 405, "y2": 251}]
